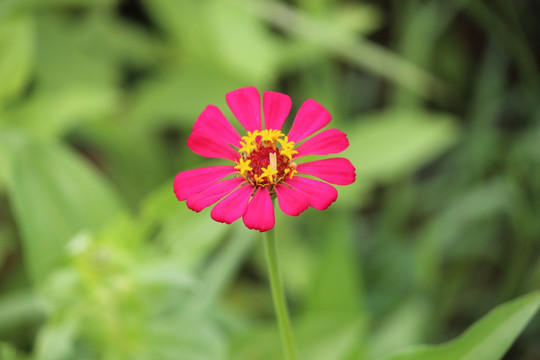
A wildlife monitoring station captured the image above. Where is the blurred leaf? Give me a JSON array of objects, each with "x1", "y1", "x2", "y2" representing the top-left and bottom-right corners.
[
  {"x1": 368, "y1": 297, "x2": 429, "y2": 359},
  {"x1": 144, "y1": 320, "x2": 226, "y2": 360},
  {"x1": 0, "y1": 125, "x2": 22, "y2": 188},
  {"x1": 304, "y1": 213, "x2": 363, "y2": 316},
  {"x1": 6, "y1": 86, "x2": 117, "y2": 138},
  {"x1": 130, "y1": 64, "x2": 245, "y2": 129},
  {"x1": 185, "y1": 224, "x2": 255, "y2": 314},
  {"x1": 380, "y1": 291, "x2": 540, "y2": 360},
  {"x1": 0, "y1": 0, "x2": 115, "y2": 19},
  {"x1": 337, "y1": 109, "x2": 458, "y2": 209},
  {"x1": 34, "y1": 12, "x2": 118, "y2": 91},
  {"x1": 244, "y1": 0, "x2": 445, "y2": 100},
  {"x1": 333, "y1": 3, "x2": 382, "y2": 35},
  {"x1": 35, "y1": 319, "x2": 77, "y2": 360},
  {"x1": 0, "y1": 15, "x2": 33, "y2": 106},
  {"x1": 0, "y1": 290, "x2": 45, "y2": 332},
  {"x1": 232, "y1": 316, "x2": 363, "y2": 360},
  {"x1": 0, "y1": 342, "x2": 26, "y2": 360},
  {"x1": 414, "y1": 179, "x2": 512, "y2": 291},
  {"x1": 140, "y1": 180, "x2": 231, "y2": 270},
  {"x1": 348, "y1": 109, "x2": 459, "y2": 182},
  {"x1": 207, "y1": 1, "x2": 280, "y2": 84},
  {"x1": 143, "y1": 0, "x2": 280, "y2": 83},
  {"x1": 8, "y1": 137, "x2": 124, "y2": 283}
]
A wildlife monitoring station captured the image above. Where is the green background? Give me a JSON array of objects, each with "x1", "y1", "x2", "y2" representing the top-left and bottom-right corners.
[{"x1": 0, "y1": 0, "x2": 539, "y2": 359}]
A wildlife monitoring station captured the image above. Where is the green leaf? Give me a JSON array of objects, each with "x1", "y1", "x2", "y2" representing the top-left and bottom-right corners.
[
  {"x1": 380, "y1": 291, "x2": 540, "y2": 360},
  {"x1": 0, "y1": 290, "x2": 45, "y2": 333},
  {"x1": 304, "y1": 213, "x2": 364, "y2": 317},
  {"x1": 0, "y1": 15, "x2": 33, "y2": 106},
  {"x1": 336, "y1": 108, "x2": 459, "y2": 209},
  {"x1": 348, "y1": 109, "x2": 459, "y2": 181},
  {"x1": 206, "y1": 1, "x2": 280, "y2": 84},
  {"x1": 232, "y1": 316, "x2": 363, "y2": 360},
  {"x1": 0, "y1": 342, "x2": 26, "y2": 360},
  {"x1": 8, "y1": 137, "x2": 124, "y2": 283},
  {"x1": 368, "y1": 297, "x2": 429, "y2": 359},
  {"x1": 130, "y1": 64, "x2": 245, "y2": 129},
  {"x1": 6, "y1": 86, "x2": 117, "y2": 138},
  {"x1": 243, "y1": 0, "x2": 445, "y2": 100},
  {"x1": 35, "y1": 319, "x2": 77, "y2": 360}
]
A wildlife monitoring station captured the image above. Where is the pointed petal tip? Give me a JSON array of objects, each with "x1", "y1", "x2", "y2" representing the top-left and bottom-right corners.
[
  {"x1": 288, "y1": 99, "x2": 332, "y2": 143},
  {"x1": 296, "y1": 158, "x2": 356, "y2": 186},
  {"x1": 226, "y1": 87, "x2": 262, "y2": 132},
  {"x1": 263, "y1": 91, "x2": 292, "y2": 131},
  {"x1": 193, "y1": 105, "x2": 241, "y2": 146},
  {"x1": 295, "y1": 128, "x2": 350, "y2": 158}
]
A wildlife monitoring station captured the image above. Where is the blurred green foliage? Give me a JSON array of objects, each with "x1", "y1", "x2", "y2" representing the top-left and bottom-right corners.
[{"x1": 0, "y1": 0, "x2": 539, "y2": 359}]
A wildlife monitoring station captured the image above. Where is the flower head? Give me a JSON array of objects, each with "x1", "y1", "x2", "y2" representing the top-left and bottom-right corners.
[{"x1": 174, "y1": 87, "x2": 356, "y2": 232}]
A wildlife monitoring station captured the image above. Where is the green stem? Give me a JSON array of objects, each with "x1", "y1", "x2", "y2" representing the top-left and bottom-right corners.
[{"x1": 263, "y1": 227, "x2": 298, "y2": 360}]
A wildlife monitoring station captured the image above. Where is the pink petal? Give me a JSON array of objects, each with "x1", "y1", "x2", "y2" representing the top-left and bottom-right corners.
[
  {"x1": 263, "y1": 91, "x2": 292, "y2": 131},
  {"x1": 295, "y1": 129, "x2": 349, "y2": 158},
  {"x1": 296, "y1": 158, "x2": 356, "y2": 185},
  {"x1": 287, "y1": 99, "x2": 332, "y2": 143},
  {"x1": 187, "y1": 130, "x2": 239, "y2": 161},
  {"x1": 186, "y1": 178, "x2": 244, "y2": 212},
  {"x1": 275, "y1": 184, "x2": 309, "y2": 216},
  {"x1": 193, "y1": 105, "x2": 241, "y2": 147},
  {"x1": 242, "y1": 187, "x2": 275, "y2": 232},
  {"x1": 226, "y1": 87, "x2": 262, "y2": 132},
  {"x1": 174, "y1": 165, "x2": 235, "y2": 201},
  {"x1": 285, "y1": 177, "x2": 338, "y2": 210},
  {"x1": 211, "y1": 184, "x2": 253, "y2": 224}
]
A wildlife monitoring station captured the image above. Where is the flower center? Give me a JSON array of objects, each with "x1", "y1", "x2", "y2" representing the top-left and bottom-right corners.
[{"x1": 234, "y1": 129, "x2": 298, "y2": 188}]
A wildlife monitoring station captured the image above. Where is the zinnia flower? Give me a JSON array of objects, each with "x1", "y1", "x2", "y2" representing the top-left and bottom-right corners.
[{"x1": 174, "y1": 87, "x2": 356, "y2": 232}]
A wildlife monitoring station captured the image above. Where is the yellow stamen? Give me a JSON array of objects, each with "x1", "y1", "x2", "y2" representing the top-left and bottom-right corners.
[
  {"x1": 239, "y1": 140, "x2": 256, "y2": 155},
  {"x1": 234, "y1": 158, "x2": 252, "y2": 175},
  {"x1": 277, "y1": 136, "x2": 298, "y2": 160},
  {"x1": 260, "y1": 164, "x2": 278, "y2": 183},
  {"x1": 235, "y1": 129, "x2": 298, "y2": 186},
  {"x1": 261, "y1": 129, "x2": 284, "y2": 143}
]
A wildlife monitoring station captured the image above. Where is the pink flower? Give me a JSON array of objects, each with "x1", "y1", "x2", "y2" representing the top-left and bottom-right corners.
[{"x1": 174, "y1": 87, "x2": 356, "y2": 232}]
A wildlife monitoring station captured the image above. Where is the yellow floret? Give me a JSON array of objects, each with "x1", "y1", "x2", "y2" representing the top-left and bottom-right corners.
[
  {"x1": 234, "y1": 158, "x2": 252, "y2": 176},
  {"x1": 278, "y1": 136, "x2": 298, "y2": 161},
  {"x1": 241, "y1": 130, "x2": 260, "y2": 144},
  {"x1": 239, "y1": 140, "x2": 257, "y2": 155},
  {"x1": 261, "y1": 129, "x2": 284, "y2": 143},
  {"x1": 239, "y1": 130, "x2": 261, "y2": 155},
  {"x1": 260, "y1": 164, "x2": 278, "y2": 183}
]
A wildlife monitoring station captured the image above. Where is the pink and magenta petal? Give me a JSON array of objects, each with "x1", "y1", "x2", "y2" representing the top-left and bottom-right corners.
[
  {"x1": 296, "y1": 158, "x2": 356, "y2": 185},
  {"x1": 174, "y1": 165, "x2": 235, "y2": 201},
  {"x1": 186, "y1": 178, "x2": 244, "y2": 212},
  {"x1": 211, "y1": 184, "x2": 253, "y2": 224},
  {"x1": 275, "y1": 184, "x2": 309, "y2": 216},
  {"x1": 263, "y1": 91, "x2": 292, "y2": 131},
  {"x1": 187, "y1": 130, "x2": 239, "y2": 161},
  {"x1": 226, "y1": 87, "x2": 262, "y2": 132},
  {"x1": 287, "y1": 99, "x2": 331, "y2": 143},
  {"x1": 242, "y1": 187, "x2": 275, "y2": 232},
  {"x1": 285, "y1": 177, "x2": 338, "y2": 210},
  {"x1": 193, "y1": 105, "x2": 241, "y2": 147},
  {"x1": 295, "y1": 129, "x2": 349, "y2": 158}
]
